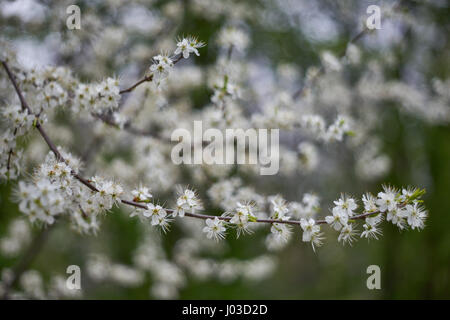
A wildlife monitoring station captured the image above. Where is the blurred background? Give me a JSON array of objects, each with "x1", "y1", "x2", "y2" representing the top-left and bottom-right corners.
[{"x1": 0, "y1": 0, "x2": 449, "y2": 299}]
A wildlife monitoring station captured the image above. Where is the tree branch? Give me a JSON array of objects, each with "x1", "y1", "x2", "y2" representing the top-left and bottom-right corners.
[
  {"x1": 119, "y1": 54, "x2": 184, "y2": 95},
  {"x1": 1, "y1": 60, "x2": 393, "y2": 234}
]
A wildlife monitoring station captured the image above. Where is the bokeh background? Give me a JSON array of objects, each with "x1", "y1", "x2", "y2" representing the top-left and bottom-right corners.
[{"x1": 1, "y1": 0, "x2": 449, "y2": 299}]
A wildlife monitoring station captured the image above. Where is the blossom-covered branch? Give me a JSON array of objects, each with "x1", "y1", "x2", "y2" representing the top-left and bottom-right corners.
[
  {"x1": 0, "y1": 31, "x2": 428, "y2": 252},
  {"x1": 119, "y1": 53, "x2": 185, "y2": 94}
]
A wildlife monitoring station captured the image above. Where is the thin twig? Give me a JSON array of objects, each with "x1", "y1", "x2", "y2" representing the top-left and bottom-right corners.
[
  {"x1": 2, "y1": 62, "x2": 98, "y2": 190},
  {"x1": 119, "y1": 74, "x2": 153, "y2": 94},
  {"x1": 97, "y1": 54, "x2": 186, "y2": 135},
  {"x1": 119, "y1": 54, "x2": 184, "y2": 95},
  {"x1": 92, "y1": 113, "x2": 157, "y2": 137}
]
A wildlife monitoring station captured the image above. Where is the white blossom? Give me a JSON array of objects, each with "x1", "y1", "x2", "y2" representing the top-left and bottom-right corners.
[
  {"x1": 362, "y1": 193, "x2": 378, "y2": 212},
  {"x1": 300, "y1": 218, "x2": 323, "y2": 251},
  {"x1": 361, "y1": 217, "x2": 382, "y2": 240},
  {"x1": 403, "y1": 203, "x2": 427, "y2": 230},
  {"x1": 338, "y1": 224, "x2": 358, "y2": 246},
  {"x1": 325, "y1": 207, "x2": 348, "y2": 231},
  {"x1": 174, "y1": 188, "x2": 203, "y2": 217},
  {"x1": 229, "y1": 202, "x2": 256, "y2": 236},
  {"x1": 131, "y1": 185, "x2": 153, "y2": 202},
  {"x1": 333, "y1": 195, "x2": 358, "y2": 217},
  {"x1": 376, "y1": 186, "x2": 399, "y2": 212},
  {"x1": 175, "y1": 36, "x2": 205, "y2": 59},
  {"x1": 270, "y1": 223, "x2": 291, "y2": 244},
  {"x1": 202, "y1": 217, "x2": 226, "y2": 240}
]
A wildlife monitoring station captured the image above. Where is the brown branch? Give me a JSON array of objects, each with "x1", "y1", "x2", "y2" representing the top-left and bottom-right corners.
[
  {"x1": 119, "y1": 74, "x2": 153, "y2": 94},
  {"x1": 119, "y1": 54, "x2": 184, "y2": 95},
  {"x1": 121, "y1": 199, "x2": 389, "y2": 226},
  {"x1": 1, "y1": 61, "x2": 393, "y2": 235},
  {"x1": 98, "y1": 54, "x2": 187, "y2": 136},
  {"x1": 92, "y1": 113, "x2": 158, "y2": 137},
  {"x1": 1, "y1": 62, "x2": 31, "y2": 113},
  {"x1": 2, "y1": 61, "x2": 99, "y2": 192},
  {"x1": 6, "y1": 149, "x2": 13, "y2": 171}
]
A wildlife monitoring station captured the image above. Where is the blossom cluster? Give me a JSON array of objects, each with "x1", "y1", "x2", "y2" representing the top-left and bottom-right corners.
[
  {"x1": 228, "y1": 202, "x2": 257, "y2": 236},
  {"x1": 15, "y1": 149, "x2": 122, "y2": 233},
  {"x1": 175, "y1": 36, "x2": 205, "y2": 59},
  {"x1": 174, "y1": 188, "x2": 203, "y2": 217},
  {"x1": 1, "y1": 36, "x2": 430, "y2": 266},
  {"x1": 108, "y1": 181, "x2": 427, "y2": 254},
  {"x1": 73, "y1": 77, "x2": 121, "y2": 115},
  {"x1": 325, "y1": 186, "x2": 428, "y2": 245},
  {"x1": 149, "y1": 36, "x2": 205, "y2": 89},
  {"x1": 300, "y1": 114, "x2": 352, "y2": 142},
  {"x1": 0, "y1": 0, "x2": 442, "y2": 299},
  {"x1": 1, "y1": 104, "x2": 35, "y2": 179},
  {"x1": 130, "y1": 187, "x2": 203, "y2": 232}
]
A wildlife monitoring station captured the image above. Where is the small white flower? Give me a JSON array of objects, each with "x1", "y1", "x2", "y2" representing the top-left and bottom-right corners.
[
  {"x1": 300, "y1": 218, "x2": 320, "y2": 242},
  {"x1": 270, "y1": 223, "x2": 291, "y2": 243},
  {"x1": 174, "y1": 36, "x2": 205, "y2": 59},
  {"x1": 325, "y1": 207, "x2": 348, "y2": 231},
  {"x1": 338, "y1": 224, "x2": 358, "y2": 246},
  {"x1": 400, "y1": 187, "x2": 415, "y2": 201},
  {"x1": 269, "y1": 196, "x2": 290, "y2": 221},
  {"x1": 230, "y1": 202, "x2": 256, "y2": 224},
  {"x1": 150, "y1": 53, "x2": 173, "y2": 77},
  {"x1": 362, "y1": 193, "x2": 378, "y2": 212},
  {"x1": 174, "y1": 188, "x2": 202, "y2": 217},
  {"x1": 376, "y1": 186, "x2": 398, "y2": 212},
  {"x1": 94, "y1": 77, "x2": 120, "y2": 113},
  {"x1": 386, "y1": 207, "x2": 407, "y2": 229},
  {"x1": 131, "y1": 185, "x2": 152, "y2": 202},
  {"x1": 333, "y1": 195, "x2": 358, "y2": 217},
  {"x1": 202, "y1": 217, "x2": 226, "y2": 241},
  {"x1": 145, "y1": 203, "x2": 167, "y2": 219},
  {"x1": 309, "y1": 230, "x2": 324, "y2": 252},
  {"x1": 229, "y1": 202, "x2": 257, "y2": 237},
  {"x1": 361, "y1": 217, "x2": 382, "y2": 240},
  {"x1": 403, "y1": 203, "x2": 427, "y2": 230},
  {"x1": 151, "y1": 210, "x2": 171, "y2": 233}
]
